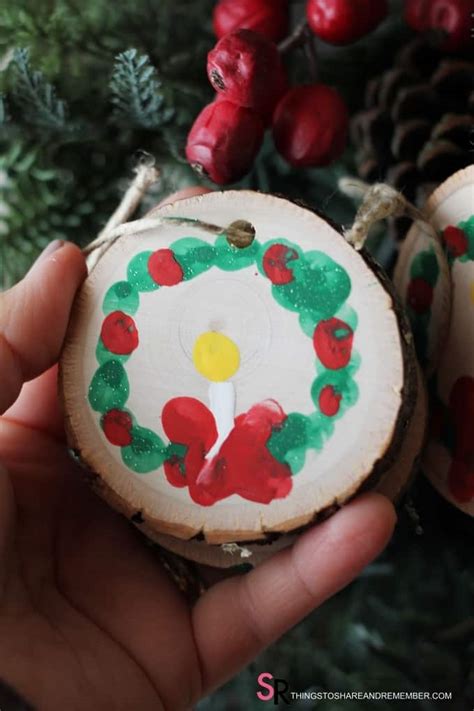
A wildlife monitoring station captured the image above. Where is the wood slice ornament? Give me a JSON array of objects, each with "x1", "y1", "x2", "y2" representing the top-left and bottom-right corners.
[
  {"x1": 60, "y1": 190, "x2": 426, "y2": 567},
  {"x1": 394, "y1": 166, "x2": 474, "y2": 518}
]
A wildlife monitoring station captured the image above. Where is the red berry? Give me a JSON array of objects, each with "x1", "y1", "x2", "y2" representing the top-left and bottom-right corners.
[
  {"x1": 405, "y1": 0, "x2": 472, "y2": 51},
  {"x1": 186, "y1": 99, "x2": 264, "y2": 184},
  {"x1": 443, "y1": 225, "x2": 469, "y2": 258},
  {"x1": 307, "y1": 0, "x2": 388, "y2": 45},
  {"x1": 407, "y1": 277, "x2": 433, "y2": 313},
  {"x1": 148, "y1": 248, "x2": 183, "y2": 286},
  {"x1": 213, "y1": 0, "x2": 289, "y2": 42},
  {"x1": 263, "y1": 243, "x2": 299, "y2": 284},
  {"x1": 102, "y1": 409, "x2": 133, "y2": 446},
  {"x1": 405, "y1": 0, "x2": 430, "y2": 29},
  {"x1": 272, "y1": 84, "x2": 349, "y2": 167},
  {"x1": 319, "y1": 385, "x2": 342, "y2": 416},
  {"x1": 207, "y1": 29, "x2": 285, "y2": 115},
  {"x1": 101, "y1": 311, "x2": 139, "y2": 355},
  {"x1": 313, "y1": 317, "x2": 354, "y2": 370}
]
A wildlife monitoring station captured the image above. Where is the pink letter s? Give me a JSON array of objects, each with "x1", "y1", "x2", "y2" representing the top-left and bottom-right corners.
[{"x1": 257, "y1": 672, "x2": 274, "y2": 701}]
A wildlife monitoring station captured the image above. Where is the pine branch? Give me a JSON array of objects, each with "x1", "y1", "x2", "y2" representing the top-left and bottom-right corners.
[
  {"x1": 10, "y1": 47, "x2": 68, "y2": 130},
  {"x1": 110, "y1": 48, "x2": 173, "y2": 130}
]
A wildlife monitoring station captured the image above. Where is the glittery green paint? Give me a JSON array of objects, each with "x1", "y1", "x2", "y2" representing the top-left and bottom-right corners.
[
  {"x1": 121, "y1": 425, "x2": 166, "y2": 473},
  {"x1": 95, "y1": 339, "x2": 131, "y2": 365},
  {"x1": 127, "y1": 251, "x2": 159, "y2": 292},
  {"x1": 268, "y1": 354, "x2": 360, "y2": 472},
  {"x1": 214, "y1": 234, "x2": 261, "y2": 271},
  {"x1": 103, "y1": 281, "x2": 139, "y2": 315},
  {"x1": 457, "y1": 216, "x2": 474, "y2": 263},
  {"x1": 90, "y1": 228, "x2": 361, "y2": 477},
  {"x1": 170, "y1": 237, "x2": 216, "y2": 279},
  {"x1": 89, "y1": 360, "x2": 129, "y2": 412},
  {"x1": 410, "y1": 248, "x2": 439, "y2": 286}
]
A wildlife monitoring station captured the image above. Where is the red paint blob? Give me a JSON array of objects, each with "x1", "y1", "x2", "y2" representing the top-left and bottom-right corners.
[
  {"x1": 319, "y1": 385, "x2": 342, "y2": 416},
  {"x1": 445, "y1": 377, "x2": 474, "y2": 503},
  {"x1": 148, "y1": 249, "x2": 184, "y2": 286},
  {"x1": 162, "y1": 397, "x2": 293, "y2": 505},
  {"x1": 162, "y1": 397, "x2": 218, "y2": 453},
  {"x1": 162, "y1": 397, "x2": 218, "y2": 491},
  {"x1": 448, "y1": 458, "x2": 474, "y2": 503},
  {"x1": 263, "y1": 243, "x2": 299, "y2": 284},
  {"x1": 407, "y1": 277, "x2": 433, "y2": 314},
  {"x1": 195, "y1": 400, "x2": 292, "y2": 505},
  {"x1": 449, "y1": 377, "x2": 474, "y2": 459},
  {"x1": 313, "y1": 317, "x2": 353, "y2": 370},
  {"x1": 102, "y1": 409, "x2": 133, "y2": 446},
  {"x1": 443, "y1": 225, "x2": 468, "y2": 258},
  {"x1": 101, "y1": 311, "x2": 139, "y2": 355}
]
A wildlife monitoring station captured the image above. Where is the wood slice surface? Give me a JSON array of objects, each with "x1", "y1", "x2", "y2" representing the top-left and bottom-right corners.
[
  {"x1": 60, "y1": 190, "x2": 418, "y2": 544},
  {"x1": 145, "y1": 363, "x2": 426, "y2": 569},
  {"x1": 394, "y1": 166, "x2": 474, "y2": 516}
]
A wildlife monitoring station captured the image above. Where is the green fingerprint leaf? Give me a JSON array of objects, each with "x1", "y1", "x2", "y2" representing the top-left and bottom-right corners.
[{"x1": 88, "y1": 360, "x2": 129, "y2": 412}]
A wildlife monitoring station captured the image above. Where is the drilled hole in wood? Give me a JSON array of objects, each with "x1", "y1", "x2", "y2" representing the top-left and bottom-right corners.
[{"x1": 226, "y1": 220, "x2": 256, "y2": 249}]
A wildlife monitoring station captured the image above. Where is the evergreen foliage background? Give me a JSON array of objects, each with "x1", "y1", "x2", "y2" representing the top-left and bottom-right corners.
[{"x1": 0, "y1": 1, "x2": 472, "y2": 708}]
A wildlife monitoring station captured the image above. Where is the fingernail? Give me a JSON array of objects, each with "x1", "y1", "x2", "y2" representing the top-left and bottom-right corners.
[
  {"x1": 41, "y1": 239, "x2": 65, "y2": 259},
  {"x1": 36, "y1": 240, "x2": 65, "y2": 264}
]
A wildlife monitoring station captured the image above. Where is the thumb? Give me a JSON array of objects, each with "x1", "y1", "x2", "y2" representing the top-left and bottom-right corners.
[{"x1": 0, "y1": 241, "x2": 86, "y2": 414}]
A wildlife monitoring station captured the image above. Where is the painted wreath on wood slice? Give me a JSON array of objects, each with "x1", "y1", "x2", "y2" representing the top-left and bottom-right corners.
[
  {"x1": 89, "y1": 232, "x2": 360, "y2": 507},
  {"x1": 394, "y1": 166, "x2": 474, "y2": 517},
  {"x1": 61, "y1": 189, "x2": 419, "y2": 552}
]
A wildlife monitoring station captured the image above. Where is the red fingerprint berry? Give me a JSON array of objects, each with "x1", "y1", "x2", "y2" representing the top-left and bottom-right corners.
[
  {"x1": 407, "y1": 277, "x2": 434, "y2": 313},
  {"x1": 405, "y1": 0, "x2": 472, "y2": 51},
  {"x1": 148, "y1": 249, "x2": 183, "y2": 286},
  {"x1": 101, "y1": 311, "x2": 139, "y2": 355},
  {"x1": 443, "y1": 225, "x2": 468, "y2": 258},
  {"x1": 313, "y1": 318, "x2": 354, "y2": 370},
  {"x1": 306, "y1": 0, "x2": 388, "y2": 45},
  {"x1": 207, "y1": 29, "x2": 285, "y2": 115},
  {"x1": 272, "y1": 85, "x2": 349, "y2": 167},
  {"x1": 186, "y1": 99, "x2": 264, "y2": 185},
  {"x1": 263, "y1": 243, "x2": 299, "y2": 284},
  {"x1": 213, "y1": 0, "x2": 289, "y2": 43},
  {"x1": 448, "y1": 458, "x2": 474, "y2": 503},
  {"x1": 319, "y1": 385, "x2": 342, "y2": 416},
  {"x1": 102, "y1": 409, "x2": 133, "y2": 446}
]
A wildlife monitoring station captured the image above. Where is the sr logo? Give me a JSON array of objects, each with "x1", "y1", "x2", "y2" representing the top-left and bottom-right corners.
[{"x1": 256, "y1": 672, "x2": 290, "y2": 704}]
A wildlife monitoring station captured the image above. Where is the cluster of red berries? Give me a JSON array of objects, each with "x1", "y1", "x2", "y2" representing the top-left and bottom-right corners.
[
  {"x1": 186, "y1": 0, "x2": 470, "y2": 185},
  {"x1": 186, "y1": 0, "x2": 393, "y2": 185}
]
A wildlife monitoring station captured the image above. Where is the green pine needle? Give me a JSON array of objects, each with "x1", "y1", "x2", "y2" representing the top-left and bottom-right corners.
[
  {"x1": 110, "y1": 48, "x2": 174, "y2": 130},
  {"x1": 10, "y1": 47, "x2": 67, "y2": 130}
]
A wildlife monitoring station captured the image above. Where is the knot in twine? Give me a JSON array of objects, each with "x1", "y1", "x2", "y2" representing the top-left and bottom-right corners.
[{"x1": 340, "y1": 179, "x2": 440, "y2": 250}]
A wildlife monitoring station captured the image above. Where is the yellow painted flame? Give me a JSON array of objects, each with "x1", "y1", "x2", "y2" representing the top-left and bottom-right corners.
[{"x1": 193, "y1": 331, "x2": 240, "y2": 382}]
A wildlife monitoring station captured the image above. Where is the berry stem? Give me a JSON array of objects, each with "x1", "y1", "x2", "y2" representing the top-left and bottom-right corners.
[
  {"x1": 278, "y1": 19, "x2": 308, "y2": 53},
  {"x1": 303, "y1": 25, "x2": 319, "y2": 82}
]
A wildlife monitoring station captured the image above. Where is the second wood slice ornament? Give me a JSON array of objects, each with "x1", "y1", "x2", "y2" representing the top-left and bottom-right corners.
[
  {"x1": 61, "y1": 190, "x2": 425, "y2": 567},
  {"x1": 394, "y1": 166, "x2": 474, "y2": 518}
]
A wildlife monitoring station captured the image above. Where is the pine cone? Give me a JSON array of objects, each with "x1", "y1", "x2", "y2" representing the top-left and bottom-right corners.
[{"x1": 352, "y1": 37, "x2": 474, "y2": 239}]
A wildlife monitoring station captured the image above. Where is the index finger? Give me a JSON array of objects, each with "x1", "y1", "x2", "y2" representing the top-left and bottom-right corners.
[{"x1": 0, "y1": 241, "x2": 86, "y2": 414}]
